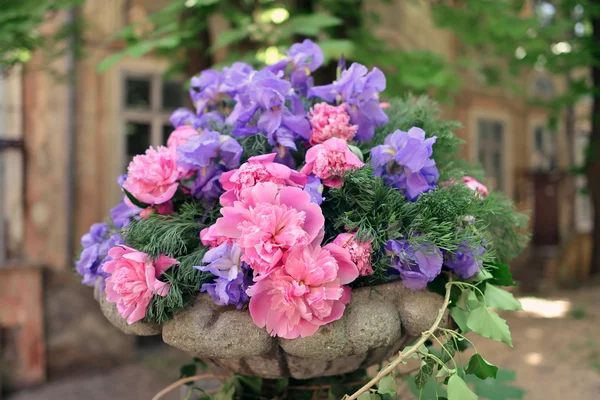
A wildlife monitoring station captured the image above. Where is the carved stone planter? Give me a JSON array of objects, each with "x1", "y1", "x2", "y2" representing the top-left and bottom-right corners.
[{"x1": 97, "y1": 281, "x2": 448, "y2": 379}]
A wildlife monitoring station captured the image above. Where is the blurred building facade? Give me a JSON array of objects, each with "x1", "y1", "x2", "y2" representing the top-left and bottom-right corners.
[{"x1": 0, "y1": 0, "x2": 593, "y2": 390}]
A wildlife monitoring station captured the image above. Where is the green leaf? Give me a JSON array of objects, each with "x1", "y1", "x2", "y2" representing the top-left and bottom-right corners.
[
  {"x1": 378, "y1": 374, "x2": 397, "y2": 395},
  {"x1": 274, "y1": 377, "x2": 289, "y2": 394},
  {"x1": 179, "y1": 363, "x2": 196, "y2": 379},
  {"x1": 441, "y1": 340, "x2": 457, "y2": 363},
  {"x1": 467, "y1": 306, "x2": 513, "y2": 346},
  {"x1": 488, "y1": 263, "x2": 517, "y2": 286},
  {"x1": 464, "y1": 369, "x2": 525, "y2": 400},
  {"x1": 211, "y1": 28, "x2": 249, "y2": 51},
  {"x1": 415, "y1": 359, "x2": 435, "y2": 389},
  {"x1": 467, "y1": 290, "x2": 481, "y2": 310},
  {"x1": 402, "y1": 343, "x2": 429, "y2": 359},
  {"x1": 452, "y1": 305, "x2": 471, "y2": 332},
  {"x1": 286, "y1": 13, "x2": 342, "y2": 36},
  {"x1": 484, "y1": 284, "x2": 522, "y2": 311},
  {"x1": 123, "y1": 187, "x2": 150, "y2": 209},
  {"x1": 348, "y1": 144, "x2": 365, "y2": 162},
  {"x1": 466, "y1": 354, "x2": 499, "y2": 380},
  {"x1": 97, "y1": 51, "x2": 125, "y2": 72},
  {"x1": 447, "y1": 375, "x2": 478, "y2": 400},
  {"x1": 318, "y1": 39, "x2": 355, "y2": 60},
  {"x1": 235, "y1": 375, "x2": 262, "y2": 394}
]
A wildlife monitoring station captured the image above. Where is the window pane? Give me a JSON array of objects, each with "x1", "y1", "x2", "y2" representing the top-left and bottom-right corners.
[
  {"x1": 163, "y1": 124, "x2": 173, "y2": 146},
  {"x1": 125, "y1": 77, "x2": 151, "y2": 108},
  {"x1": 125, "y1": 122, "x2": 150, "y2": 163},
  {"x1": 162, "y1": 81, "x2": 184, "y2": 110}
]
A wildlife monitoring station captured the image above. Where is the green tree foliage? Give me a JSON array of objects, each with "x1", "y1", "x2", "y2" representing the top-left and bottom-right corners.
[
  {"x1": 429, "y1": 0, "x2": 600, "y2": 273},
  {"x1": 0, "y1": 0, "x2": 83, "y2": 70},
  {"x1": 97, "y1": 0, "x2": 460, "y2": 98}
]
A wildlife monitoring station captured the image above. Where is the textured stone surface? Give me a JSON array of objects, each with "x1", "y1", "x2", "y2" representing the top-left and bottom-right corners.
[
  {"x1": 97, "y1": 288, "x2": 161, "y2": 336},
  {"x1": 162, "y1": 296, "x2": 275, "y2": 359},
  {"x1": 98, "y1": 280, "x2": 448, "y2": 378}
]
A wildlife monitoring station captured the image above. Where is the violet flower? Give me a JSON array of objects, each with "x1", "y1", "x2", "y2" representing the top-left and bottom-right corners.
[
  {"x1": 230, "y1": 69, "x2": 310, "y2": 139},
  {"x1": 189, "y1": 69, "x2": 224, "y2": 114},
  {"x1": 444, "y1": 241, "x2": 486, "y2": 279},
  {"x1": 303, "y1": 175, "x2": 324, "y2": 205},
  {"x1": 195, "y1": 243, "x2": 252, "y2": 309},
  {"x1": 309, "y1": 62, "x2": 388, "y2": 141},
  {"x1": 287, "y1": 39, "x2": 324, "y2": 96},
  {"x1": 176, "y1": 130, "x2": 242, "y2": 170},
  {"x1": 220, "y1": 62, "x2": 254, "y2": 98},
  {"x1": 371, "y1": 127, "x2": 439, "y2": 201},
  {"x1": 191, "y1": 164, "x2": 224, "y2": 202},
  {"x1": 76, "y1": 224, "x2": 124, "y2": 288},
  {"x1": 110, "y1": 199, "x2": 142, "y2": 229},
  {"x1": 170, "y1": 108, "x2": 225, "y2": 130},
  {"x1": 385, "y1": 238, "x2": 443, "y2": 290}
]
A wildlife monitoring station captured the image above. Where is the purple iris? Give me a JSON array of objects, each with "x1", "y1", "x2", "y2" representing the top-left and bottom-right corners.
[
  {"x1": 385, "y1": 238, "x2": 443, "y2": 290},
  {"x1": 230, "y1": 69, "x2": 310, "y2": 139},
  {"x1": 110, "y1": 199, "x2": 142, "y2": 229},
  {"x1": 170, "y1": 108, "x2": 225, "y2": 130},
  {"x1": 195, "y1": 244, "x2": 252, "y2": 309},
  {"x1": 191, "y1": 164, "x2": 224, "y2": 202},
  {"x1": 444, "y1": 241, "x2": 486, "y2": 279},
  {"x1": 190, "y1": 69, "x2": 224, "y2": 114},
  {"x1": 287, "y1": 39, "x2": 325, "y2": 96},
  {"x1": 176, "y1": 130, "x2": 242, "y2": 170},
  {"x1": 309, "y1": 62, "x2": 388, "y2": 141},
  {"x1": 221, "y1": 62, "x2": 254, "y2": 98},
  {"x1": 303, "y1": 175, "x2": 324, "y2": 205},
  {"x1": 76, "y1": 224, "x2": 123, "y2": 288},
  {"x1": 371, "y1": 127, "x2": 439, "y2": 201}
]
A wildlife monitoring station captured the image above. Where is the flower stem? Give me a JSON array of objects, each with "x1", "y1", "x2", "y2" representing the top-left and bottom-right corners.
[{"x1": 343, "y1": 278, "x2": 453, "y2": 400}]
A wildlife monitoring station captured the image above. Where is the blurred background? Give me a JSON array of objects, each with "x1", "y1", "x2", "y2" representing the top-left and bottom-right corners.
[{"x1": 1, "y1": 0, "x2": 599, "y2": 399}]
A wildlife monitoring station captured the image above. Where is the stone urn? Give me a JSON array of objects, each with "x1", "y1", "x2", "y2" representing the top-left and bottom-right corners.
[{"x1": 96, "y1": 281, "x2": 448, "y2": 379}]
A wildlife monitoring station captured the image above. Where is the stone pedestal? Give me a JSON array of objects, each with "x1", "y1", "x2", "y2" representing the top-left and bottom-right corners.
[{"x1": 98, "y1": 280, "x2": 448, "y2": 379}]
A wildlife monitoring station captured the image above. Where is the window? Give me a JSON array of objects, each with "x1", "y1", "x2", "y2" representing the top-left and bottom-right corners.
[
  {"x1": 122, "y1": 74, "x2": 184, "y2": 168},
  {"x1": 531, "y1": 125, "x2": 556, "y2": 171},
  {"x1": 477, "y1": 119, "x2": 505, "y2": 192}
]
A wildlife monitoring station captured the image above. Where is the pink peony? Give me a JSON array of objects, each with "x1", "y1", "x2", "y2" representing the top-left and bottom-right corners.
[
  {"x1": 104, "y1": 246, "x2": 177, "y2": 324},
  {"x1": 214, "y1": 182, "x2": 325, "y2": 278},
  {"x1": 247, "y1": 243, "x2": 358, "y2": 339},
  {"x1": 300, "y1": 138, "x2": 364, "y2": 188},
  {"x1": 123, "y1": 146, "x2": 186, "y2": 205},
  {"x1": 200, "y1": 224, "x2": 231, "y2": 248},
  {"x1": 219, "y1": 154, "x2": 307, "y2": 206},
  {"x1": 308, "y1": 102, "x2": 358, "y2": 145},
  {"x1": 333, "y1": 232, "x2": 373, "y2": 276},
  {"x1": 462, "y1": 176, "x2": 488, "y2": 197},
  {"x1": 167, "y1": 126, "x2": 199, "y2": 149}
]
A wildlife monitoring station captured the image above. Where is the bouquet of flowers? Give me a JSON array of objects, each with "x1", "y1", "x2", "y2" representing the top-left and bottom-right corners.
[{"x1": 77, "y1": 39, "x2": 529, "y2": 397}]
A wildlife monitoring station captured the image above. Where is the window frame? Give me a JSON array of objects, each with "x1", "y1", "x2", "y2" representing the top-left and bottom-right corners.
[
  {"x1": 468, "y1": 108, "x2": 513, "y2": 199},
  {"x1": 120, "y1": 71, "x2": 183, "y2": 171}
]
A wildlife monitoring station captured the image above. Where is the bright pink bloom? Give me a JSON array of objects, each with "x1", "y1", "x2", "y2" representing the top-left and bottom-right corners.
[
  {"x1": 167, "y1": 126, "x2": 199, "y2": 149},
  {"x1": 140, "y1": 202, "x2": 174, "y2": 219},
  {"x1": 308, "y1": 102, "x2": 358, "y2": 145},
  {"x1": 214, "y1": 182, "x2": 325, "y2": 278},
  {"x1": 247, "y1": 244, "x2": 358, "y2": 339},
  {"x1": 300, "y1": 138, "x2": 364, "y2": 188},
  {"x1": 200, "y1": 225, "x2": 230, "y2": 248},
  {"x1": 379, "y1": 102, "x2": 390, "y2": 109},
  {"x1": 104, "y1": 246, "x2": 177, "y2": 324},
  {"x1": 462, "y1": 176, "x2": 489, "y2": 197},
  {"x1": 333, "y1": 233, "x2": 373, "y2": 276},
  {"x1": 123, "y1": 146, "x2": 186, "y2": 205},
  {"x1": 219, "y1": 153, "x2": 308, "y2": 206}
]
